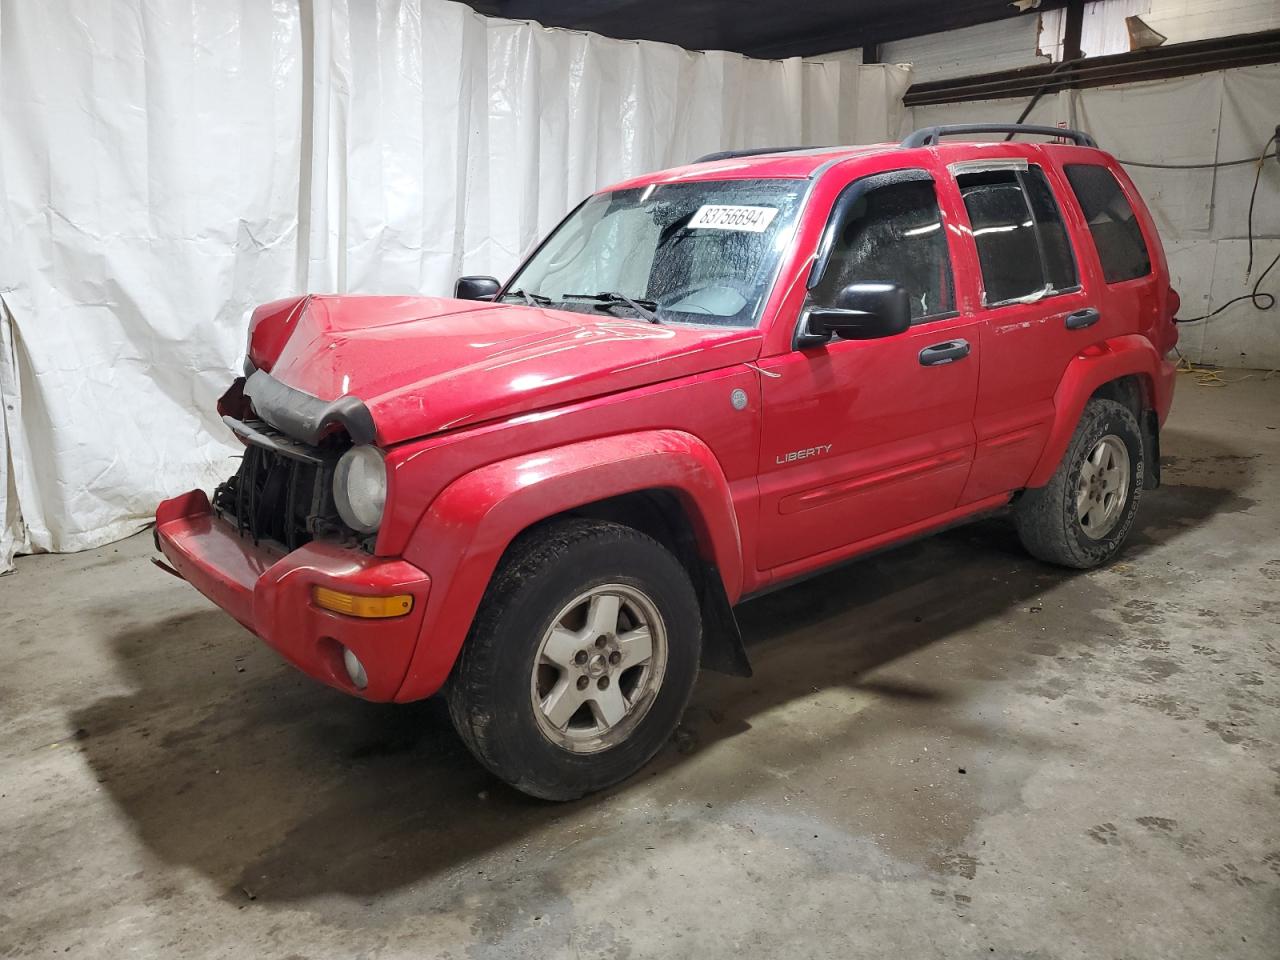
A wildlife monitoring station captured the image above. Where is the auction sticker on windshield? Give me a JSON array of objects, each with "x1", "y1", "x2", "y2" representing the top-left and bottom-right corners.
[{"x1": 688, "y1": 205, "x2": 779, "y2": 233}]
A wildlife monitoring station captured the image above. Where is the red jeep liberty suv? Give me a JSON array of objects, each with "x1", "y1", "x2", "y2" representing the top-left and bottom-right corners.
[{"x1": 156, "y1": 124, "x2": 1178, "y2": 800}]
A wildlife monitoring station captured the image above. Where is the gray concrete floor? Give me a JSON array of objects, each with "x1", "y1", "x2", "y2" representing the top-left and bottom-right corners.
[{"x1": 2, "y1": 377, "x2": 1279, "y2": 960}]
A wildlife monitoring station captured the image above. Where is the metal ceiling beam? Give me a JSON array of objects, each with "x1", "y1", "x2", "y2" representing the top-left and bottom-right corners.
[
  {"x1": 904, "y1": 29, "x2": 1280, "y2": 107},
  {"x1": 1061, "y1": 0, "x2": 1085, "y2": 63}
]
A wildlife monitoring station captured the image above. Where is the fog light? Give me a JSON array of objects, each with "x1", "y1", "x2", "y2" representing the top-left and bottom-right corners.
[
  {"x1": 313, "y1": 586, "x2": 413, "y2": 618},
  {"x1": 342, "y1": 647, "x2": 368, "y2": 690}
]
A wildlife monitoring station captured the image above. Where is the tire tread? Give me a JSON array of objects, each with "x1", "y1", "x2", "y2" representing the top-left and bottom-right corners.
[
  {"x1": 447, "y1": 517, "x2": 699, "y2": 800},
  {"x1": 1015, "y1": 398, "x2": 1143, "y2": 569}
]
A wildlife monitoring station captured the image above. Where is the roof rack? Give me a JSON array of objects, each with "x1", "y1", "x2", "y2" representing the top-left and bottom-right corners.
[
  {"x1": 901, "y1": 123, "x2": 1097, "y2": 149},
  {"x1": 690, "y1": 124, "x2": 1098, "y2": 166},
  {"x1": 692, "y1": 146, "x2": 815, "y2": 164}
]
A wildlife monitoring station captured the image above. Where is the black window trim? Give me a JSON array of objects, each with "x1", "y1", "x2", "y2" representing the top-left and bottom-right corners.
[
  {"x1": 907, "y1": 307, "x2": 962, "y2": 327},
  {"x1": 798, "y1": 166, "x2": 960, "y2": 342},
  {"x1": 957, "y1": 162, "x2": 1083, "y2": 311}
]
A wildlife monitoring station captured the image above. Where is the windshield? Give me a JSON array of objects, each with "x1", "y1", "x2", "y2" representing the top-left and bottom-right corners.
[{"x1": 503, "y1": 178, "x2": 806, "y2": 327}]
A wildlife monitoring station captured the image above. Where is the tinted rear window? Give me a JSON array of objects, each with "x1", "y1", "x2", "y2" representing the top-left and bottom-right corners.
[{"x1": 1064, "y1": 164, "x2": 1151, "y2": 283}]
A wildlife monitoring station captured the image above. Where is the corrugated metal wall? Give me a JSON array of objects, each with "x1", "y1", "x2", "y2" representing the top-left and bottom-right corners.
[
  {"x1": 882, "y1": 17, "x2": 1046, "y2": 83},
  {"x1": 882, "y1": 0, "x2": 1280, "y2": 76}
]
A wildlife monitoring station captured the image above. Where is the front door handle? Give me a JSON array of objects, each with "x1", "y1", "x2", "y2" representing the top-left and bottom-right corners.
[
  {"x1": 918, "y1": 339, "x2": 971, "y2": 366},
  {"x1": 1065, "y1": 307, "x2": 1100, "y2": 330}
]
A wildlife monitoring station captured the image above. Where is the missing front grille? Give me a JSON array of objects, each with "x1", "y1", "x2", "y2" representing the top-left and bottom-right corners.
[{"x1": 213, "y1": 439, "x2": 346, "y2": 551}]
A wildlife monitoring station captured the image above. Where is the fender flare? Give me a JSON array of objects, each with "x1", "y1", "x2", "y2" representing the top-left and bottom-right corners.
[
  {"x1": 393, "y1": 429, "x2": 744, "y2": 702},
  {"x1": 1026, "y1": 335, "x2": 1170, "y2": 489}
]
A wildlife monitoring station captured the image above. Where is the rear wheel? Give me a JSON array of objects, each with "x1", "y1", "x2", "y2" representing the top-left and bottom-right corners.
[
  {"x1": 447, "y1": 518, "x2": 702, "y2": 800},
  {"x1": 1015, "y1": 397, "x2": 1144, "y2": 569}
]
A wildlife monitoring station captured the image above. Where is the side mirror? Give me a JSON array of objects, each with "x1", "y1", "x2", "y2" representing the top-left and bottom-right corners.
[
  {"x1": 799, "y1": 282, "x2": 911, "y2": 346},
  {"x1": 454, "y1": 276, "x2": 501, "y2": 301}
]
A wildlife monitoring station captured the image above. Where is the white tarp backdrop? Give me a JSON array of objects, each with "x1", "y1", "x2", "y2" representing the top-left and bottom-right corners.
[
  {"x1": 0, "y1": 0, "x2": 911, "y2": 573},
  {"x1": 907, "y1": 64, "x2": 1280, "y2": 372}
]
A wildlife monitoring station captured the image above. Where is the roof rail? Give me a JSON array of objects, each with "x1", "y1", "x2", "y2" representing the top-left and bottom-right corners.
[
  {"x1": 901, "y1": 123, "x2": 1097, "y2": 149},
  {"x1": 692, "y1": 146, "x2": 815, "y2": 164}
]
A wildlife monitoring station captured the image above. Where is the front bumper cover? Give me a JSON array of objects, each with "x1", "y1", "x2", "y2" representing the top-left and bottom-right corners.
[{"x1": 155, "y1": 489, "x2": 431, "y2": 701}]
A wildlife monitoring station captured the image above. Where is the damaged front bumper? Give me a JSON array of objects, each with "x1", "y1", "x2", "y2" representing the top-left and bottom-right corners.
[{"x1": 154, "y1": 489, "x2": 431, "y2": 701}]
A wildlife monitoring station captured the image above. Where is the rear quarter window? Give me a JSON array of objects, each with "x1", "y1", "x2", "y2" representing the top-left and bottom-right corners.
[{"x1": 1064, "y1": 164, "x2": 1152, "y2": 283}]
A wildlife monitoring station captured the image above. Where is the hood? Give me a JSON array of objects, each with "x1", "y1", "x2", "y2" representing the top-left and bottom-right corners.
[{"x1": 247, "y1": 295, "x2": 763, "y2": 445}]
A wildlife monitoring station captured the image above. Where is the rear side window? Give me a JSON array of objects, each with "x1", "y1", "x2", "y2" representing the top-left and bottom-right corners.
[
  {"x1": 1064, "y1": 164, "x2": 1151, "y2": 283},
  {"x1": 811, "y1": 177, "x2": 955, "y2": 322},
  {"x1": 957, "y1": 166, "x2": 1079, "y2": 306}
]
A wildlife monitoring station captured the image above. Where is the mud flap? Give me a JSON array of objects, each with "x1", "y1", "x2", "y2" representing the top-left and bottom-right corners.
[
  {"x1": 1142, "y1": 410, "x2": 1161, "y2": 490},
  {"x1": 698, "y1": 563, "x2": 752, "y2": 677},
  {"x1": 151, "y1": 556, "x2": 184, "y2": 580}
]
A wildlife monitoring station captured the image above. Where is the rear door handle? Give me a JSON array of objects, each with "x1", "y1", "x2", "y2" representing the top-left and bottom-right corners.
[
  {"x1": 1065, "y1": 307, "x2": 1100, "y2": 330},
  {"x1": 918, "y1": 339, "x2": 971, "y2": 366}
]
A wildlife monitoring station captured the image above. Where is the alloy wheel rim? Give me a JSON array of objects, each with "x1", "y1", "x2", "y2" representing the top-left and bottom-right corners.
[
  {"x1": 530, "y1": 583, "x2": 668, "y2": 754},
  {"x1": 1076, "y1": 434, "x2": 1130, "y2": 539}
]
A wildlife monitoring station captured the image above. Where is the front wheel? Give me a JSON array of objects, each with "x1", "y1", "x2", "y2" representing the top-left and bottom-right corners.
[
  {"x1": 447, "y1": 519, "x2": 702, "y2": 800},
  {"x1": 1015, "y1": 397, "x2": 1145, "y2": 569}
]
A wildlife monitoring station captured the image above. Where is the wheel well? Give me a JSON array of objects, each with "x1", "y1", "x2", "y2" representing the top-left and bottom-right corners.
[
  {"x1": 1088, "y1": 373, "x2": 1160, "y2": 489},
  {"x1": 567, "y1": 490, "x2": 697, "y2": 564},
  {"x1": 1089, "y1": 373, "x2": 1150, "y2": 417},
  {"x1": 523, "y1": 490, "x2": 752, "y2": 677}
]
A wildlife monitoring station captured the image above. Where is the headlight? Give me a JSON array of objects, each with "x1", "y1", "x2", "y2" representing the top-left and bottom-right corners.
[{"x1": 333, "y1": 446, "x2": 387, "y2": 534}]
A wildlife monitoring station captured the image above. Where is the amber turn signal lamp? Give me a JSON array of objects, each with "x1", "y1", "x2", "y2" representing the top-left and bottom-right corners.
[{"x1": 313, "y1": 586, "x2": 413, "y2": 619}]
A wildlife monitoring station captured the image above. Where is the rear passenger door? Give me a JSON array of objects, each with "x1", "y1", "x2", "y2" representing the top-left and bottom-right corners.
[{"x1": 941, "y1": 158, "x2": 1097, "y2": 504}]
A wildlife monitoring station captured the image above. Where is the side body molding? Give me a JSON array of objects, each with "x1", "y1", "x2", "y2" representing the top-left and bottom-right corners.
[
  {"x1": 1026, "y1": 334, "x2": 1175, "y2": 489},
  {"x1": 394, "y1": 430, "x2": 745, "y2": 702}
]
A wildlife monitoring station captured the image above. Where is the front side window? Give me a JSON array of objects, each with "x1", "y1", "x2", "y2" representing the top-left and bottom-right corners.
[
  {"x1": 504, "y1": 178, "x2": 806, "y2": 327},
  {"x1": 810, "y1": 176, "x2": 955, "y2": 322},
  {"x1": 1064, "y1": 163, "x2": 1152, "y2": 283},
  {"x1": 957, "y1": 165, "x2": 1079, "y2": 306}
]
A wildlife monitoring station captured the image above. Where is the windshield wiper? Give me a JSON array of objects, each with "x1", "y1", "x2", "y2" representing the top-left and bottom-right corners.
[
  {"x1": 500, "y1": 288, "x2": 552, "y2": 306},
  {"x1": 562, "y1": 291, "x2": 660, "y2": 323}
]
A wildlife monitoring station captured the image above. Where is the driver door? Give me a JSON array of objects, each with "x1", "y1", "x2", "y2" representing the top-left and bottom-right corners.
[{"x1": 754, "y1": 169, "x2": 981, "y2": 574}]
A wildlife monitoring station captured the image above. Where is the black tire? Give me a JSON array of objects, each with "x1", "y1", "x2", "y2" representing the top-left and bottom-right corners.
[
  {"x1": 447, "y1": 518, "x2": 702, "y2": 801},
  {"x1": 1015, "y1": 397, "x2": 1145, "y2": 569}
]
